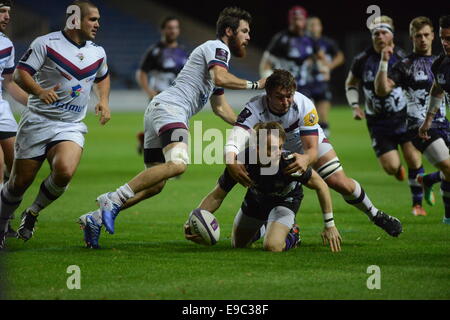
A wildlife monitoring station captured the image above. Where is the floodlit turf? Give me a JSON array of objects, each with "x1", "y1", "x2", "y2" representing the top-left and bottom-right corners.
[{"x1": 3, "y1": 107, "x2": 449, "y2": 300}]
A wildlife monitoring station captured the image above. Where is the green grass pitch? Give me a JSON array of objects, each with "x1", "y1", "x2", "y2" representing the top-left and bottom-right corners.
[{"x1": 3, "y1": 106, "x2": 449, "y2": 300}]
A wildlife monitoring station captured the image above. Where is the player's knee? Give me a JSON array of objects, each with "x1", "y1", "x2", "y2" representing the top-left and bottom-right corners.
[
  {"x1": 52, "y1": 167, "x2": 75, "y2": 186},
  {"x1": 439, "y1": 161, "x2": 450, "y2": 180},
  {"x1": 381, "y1": 162, "x2": 398, "y2": 175}
]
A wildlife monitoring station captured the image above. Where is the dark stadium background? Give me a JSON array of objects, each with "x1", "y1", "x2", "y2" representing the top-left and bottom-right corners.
[{"x1": 8, "y1": 0, "x2": 450, "y2": 104}]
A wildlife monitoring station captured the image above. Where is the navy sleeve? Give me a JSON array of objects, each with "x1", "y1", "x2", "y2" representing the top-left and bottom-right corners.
[
  {"x1": 350, "y1": 54, "x2": 365, "y2": 79},
  {"x1": 218, "y1": 167, "x2": 238, "y2": 192},
  {"x1": 388, "y1": 60, "x2": 406, "y2": 88},
  {"x1": 139, "y1": 45, "x2": 157, "y2": 72},
  {"x1": 326, "y1": 38, "x2": 340, "y2": 58},
  {"x1": 266, "y1": 31, "x2": 285, "y2": 56},
  {"x1": 431, "y1": 54, "x2": 445, "y2": 78}
]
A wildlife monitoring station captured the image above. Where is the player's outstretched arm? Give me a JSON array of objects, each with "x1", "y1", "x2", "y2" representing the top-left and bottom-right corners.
[
  {"x1": 14, "y1": 68, "x2": 60, "y2": 104},
  {"x1": 2, "y1": 73, "x2": 28, "y2": 106},
  {"x1": 210, "y1": 65, "x2": 266, "y2": 90},
  {"x1": 419, "y1": 81, "x2": 445, "y2": 140},
  {"x1": 94, "y1": 74, "x2": 111, "y2": 125},
  {"x1": 210, "y1": 94, "x2": 237, "y2": 125},
  {"x1": 184, "y1": 184, "x2": 229, "y2": 243},
  {"x1": 374, "y1": 46, "x2": 396, "y2": 96},
  {"x1": 305, "y1": 170, "x2": 342, "y2": 252},
  {"x1": 345, "y1": 71, "x2": 365, "y2": 120}
]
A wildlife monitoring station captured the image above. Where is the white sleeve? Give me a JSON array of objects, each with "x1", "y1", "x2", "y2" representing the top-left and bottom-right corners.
[
  {"x1": 206, "y1": 43, "x2": 230, "y2": 71},
  {"x1": 17, "y1": 37, "x2": 47, "y2": 75},
  {"x1": 2, "y1": 44, "x2": 15, "y2": 75},
  {"x1": 298, "y1": 96, "x2": 320, "y2": 136},
  {"x1": 224, "y1": 125, "x2": 251, "y2": 156},
  {"x1": 95, "y1": 47, "x2": 109, "y2": 82}
]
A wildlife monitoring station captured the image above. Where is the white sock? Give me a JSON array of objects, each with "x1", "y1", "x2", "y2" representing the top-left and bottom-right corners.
[
  {"x1": 110, "y1": 184, "x2": 135, "y2": 205},
  {"x1": 343, "y1": 179, "x2": 378, "y2": 218}
]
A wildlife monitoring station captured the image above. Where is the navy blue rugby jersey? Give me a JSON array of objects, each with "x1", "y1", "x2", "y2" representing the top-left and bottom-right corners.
[
  {"x1": 389, "y1": 53, "x2": 448, "y2": 130},
  {"x1": 219, "y1": 149, "x2": 313, "y2": 199},
  {"x1": 351, "y1": 46, "x2": 407, "y2": 129},
  {"x1": 431, "y1": 53, "x2": 450, "y2": 95}
]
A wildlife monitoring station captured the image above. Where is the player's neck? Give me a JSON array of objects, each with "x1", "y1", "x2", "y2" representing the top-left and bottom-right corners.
[
  {"x1": 63, "y1": 29, "x2": 87, "y2": 46},
  {"x1": 163, "y1": 39, "x2": 178, "y2": 48},
  {"x1": 413, "y1": 48, "x2": 432, "y2": 56}
]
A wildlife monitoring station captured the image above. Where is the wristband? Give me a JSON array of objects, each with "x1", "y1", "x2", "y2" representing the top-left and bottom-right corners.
[
  {"x1": 246, "y1": 81, "x2": 259, "y2": 90},
  {"x1": 323, "y1": 212, "x2": 335, "y2": 228},
  {"x1": 379, "y1": 60, "x2": 388, "y2": 72}
]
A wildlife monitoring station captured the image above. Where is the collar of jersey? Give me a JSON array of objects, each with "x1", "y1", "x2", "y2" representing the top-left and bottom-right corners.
[{"x1": 61, "y1": 30, "x2": 87, "y2": 49}]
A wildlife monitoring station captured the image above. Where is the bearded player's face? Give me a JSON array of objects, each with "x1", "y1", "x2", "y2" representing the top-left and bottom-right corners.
[
  {"x1": 80, "y1": 7, "x2": 100, "y2": 41},
  {"x1": 228, "y1": 20, "x2": 250, "y2": 58},
  {"x1": 0, "y1": 6, "x2": 10, "y2": 33}
]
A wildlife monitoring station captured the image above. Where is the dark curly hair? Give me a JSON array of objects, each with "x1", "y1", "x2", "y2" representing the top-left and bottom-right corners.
[{"x1": 216, "y1": 7, "x2": 252, "y2": 38}]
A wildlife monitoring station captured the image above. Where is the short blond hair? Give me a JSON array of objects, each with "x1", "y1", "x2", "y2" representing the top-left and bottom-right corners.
[
  {"x1": 369, "y1": 15, "x2": 394, "y2": 32},
  {"x1": 409, "y1": 16, "x2": 433, "y2": 36}
]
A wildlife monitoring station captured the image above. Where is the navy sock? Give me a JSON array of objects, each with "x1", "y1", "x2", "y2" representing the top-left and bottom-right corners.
[
  {"x1": 409, "y1": 167, "x2": 424, "y2": 206},
  {"x1": 440, "y1": 180, "x2": 450, "y2": 219},
  {"x1": 423, "y1": 171, "x2": 442, "y2": 188}
]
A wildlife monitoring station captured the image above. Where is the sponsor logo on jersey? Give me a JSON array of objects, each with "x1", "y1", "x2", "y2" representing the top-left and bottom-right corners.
[
  {"x1": 437, "y1": 73, "x2": 446, "y2": 85},
  {"x1": 70, "y1": 84, "x2": 83, "y2": 98},
  {"x1": 364, "y1": 70, "x2": 375, "y2": 82},
  {"x1": 237, "y1": 107, "x2": 252, "y2": 123},
  {"x1": 414, "y1": 70, "x2": 428, "y2": 81},
  {"x1": 215, "y1": 48, "x2": 228, "y2": 62},
  {"x1": 303, "y1": 108, "x2": 319, "y2": 126}
]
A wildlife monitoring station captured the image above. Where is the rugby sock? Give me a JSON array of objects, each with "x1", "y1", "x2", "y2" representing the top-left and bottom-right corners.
[
  {"x1": 408, "y1": 167, "x2": 424, "y2": 206},
  {"x1": 423, "y1": 171, "x2": 443, "y2": 187},
  {"x1": 0, "y1": 182, "x2": 23, "y2": 231},
  {"x1": 440, "y1": 180, "x2": 450, "y2": 219},
  {"x1": 343, "y1": 179, "x2": 378, "y2": 219},
  {"x1": 28, "y1": 176, "x2": 67, "y2": 214},
  {"x1": 110, "y1": 184, "x2": 135, "y2": 205}
]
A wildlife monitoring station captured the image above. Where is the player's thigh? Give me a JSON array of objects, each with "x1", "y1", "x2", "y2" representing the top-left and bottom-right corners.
[
  {"x1": 377, "y1": 150, "x2": 401, "y2": 173},
  {"x1": 400, "y1": 141, "x2": 421, "y2": 168},
  {"x1": 232, "y1": 208, "x2": 265, "y2": 248},
  {"x1": 46, "y1": 141, "x2": 83, "y2": 176},
  {"x1": 9, "y1": 158, "x2": 44, "y2": 192}
]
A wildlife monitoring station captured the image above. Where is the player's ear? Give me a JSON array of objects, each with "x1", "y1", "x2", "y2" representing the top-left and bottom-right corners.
[{"x1": 225, "y1": 26, "x2": 234, "y2": 37}]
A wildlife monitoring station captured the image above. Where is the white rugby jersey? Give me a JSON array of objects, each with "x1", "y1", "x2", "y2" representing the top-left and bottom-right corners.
[
  {"x1": 0, "y1": 32, "x2": 15, "y2": 101},
  {"x1": 152, "y1": 39, "x2": 230, "y2": 118},
  {"x1": 17, "y1": 31, "x2": 108, "y2": 122},
  {"x1": 232, "y1": 92, "x2": 323, "y2": 154}
]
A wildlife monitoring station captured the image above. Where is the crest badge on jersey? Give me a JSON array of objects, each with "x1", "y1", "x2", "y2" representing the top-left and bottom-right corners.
[
  {"x1": 76, "y1": 53, "x2": 84, "y2": 61},
  {"x1": 70, "y1": 84, "x2": 83, "y2": 98},
  {"x1": 414, "y1": 70, "x2": 428, "y2": 81},
  {"x1": 303, "y1": 108, "x2": 319, "y2": 126},
  {"x1": 215, "y1": 48, "x2": 228, "y2": 62},
  {"x1": 437, "y1": 73, "x2": 446, "y2": 85}
]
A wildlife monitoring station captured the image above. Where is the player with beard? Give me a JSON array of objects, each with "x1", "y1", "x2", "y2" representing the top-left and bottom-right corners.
[
  {"x1": 0, "y1": 1, "x2": 29, "y2": 238},
  {"x1": 346, "y1": 16, "x2": 425, "y2": 215},
  {"x1": 374, "y1": 17, "x2": 448, "y2": 217},
  {"x1": 78, "y1": 7, "x2": 266, "y2": 248},
  {"x1": 135, "y1": 16, "x2": 189, "y2": 154},
  {"x1": 418, "y1": 15, "x2": 450, "y2": 224}
]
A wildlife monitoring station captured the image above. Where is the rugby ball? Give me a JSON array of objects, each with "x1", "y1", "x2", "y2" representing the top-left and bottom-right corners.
[{"x1": 188, "y1": 208, "x2": 220, "y2": 245}]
